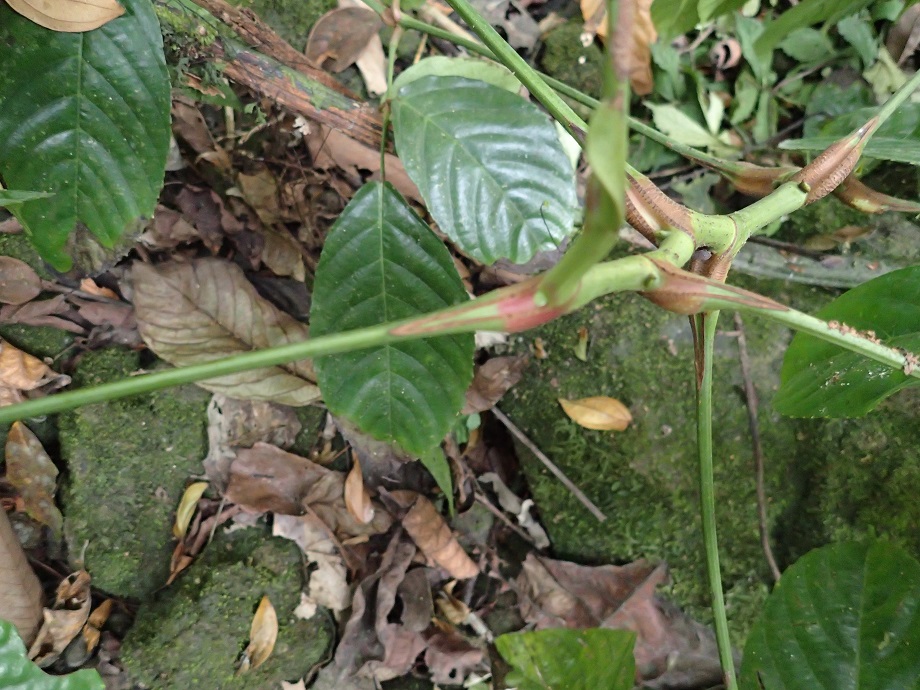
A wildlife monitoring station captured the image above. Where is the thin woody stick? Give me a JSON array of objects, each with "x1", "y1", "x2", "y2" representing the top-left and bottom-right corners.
[{"x1": 492, "y1": 407, "x2": 608, "y2": 522}]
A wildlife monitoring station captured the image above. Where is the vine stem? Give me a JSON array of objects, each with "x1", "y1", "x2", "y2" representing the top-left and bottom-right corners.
[{"x1": 693, "y1": 311, "x2": 738, "y2": 690}]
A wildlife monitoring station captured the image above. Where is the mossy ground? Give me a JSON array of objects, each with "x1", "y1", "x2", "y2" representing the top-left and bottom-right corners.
[
  {"x1": 122, "y1": 525, "x2": 332, "y2": 689},
  {"x1": 227, "y1": 0, "x2": 335, "y2": 49},
  {"x1": 503, "y1": 265, "x2": 920, "y2": 644},
  {"x1": 59, "y1": 348, "x2": 210, "y2": 600}
]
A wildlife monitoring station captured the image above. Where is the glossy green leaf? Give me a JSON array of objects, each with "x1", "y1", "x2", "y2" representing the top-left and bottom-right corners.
[
  {"x1": 496, "y1": 628, "x2": 635, "y2": 690},
  {"x1": 389, "y1": 56, "x2": 521, "y2": 98},
  {"x1": 0, "y1": 0, "x2": 170, "y2": 271},
  {"x1": 0, "y1": 191, "x2": 51, "y2": 208},
  {"x1": 0, "y1": 619, "x2": 103, "y2": 690},
  {"x1": 775, "y1": 265, "x2": 920, "y2": 417},
  {"x1": 311, "y1": 182, "x2": 474, "y2": 456},
  {"x1": 740, "y1": 541, "x2": 920, "y2": 690},
  {"x1": 419, "y1": 447, "x2": 454, "y2": 515},
  {"x1": 390, "y1": 76, "x2": 577, "y2": 266}
]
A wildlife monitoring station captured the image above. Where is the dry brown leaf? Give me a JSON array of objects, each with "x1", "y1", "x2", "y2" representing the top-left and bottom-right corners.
[
  {"x1": 580, "y1": 0, "x2": 656, "y2": 95},
  {"x1": 0, "y1": 296, "x2": 82, "y2": 334},
  {"x1": 888, "y1": 3, "x2": 920, "y2": 64},
  {"x1": 258, "y1": 226, "x2": 306, "y2": 282},
  {"x1": 6, "y1": 0, "x2": 124, "y2": 32},
  {"x1": 345, "y1": 456, "x2": 374, "y2": 524},
  {"x1": 172, "y1": 187, "x2": 244, "y2": 253},
  {"x1": 172, "y1": 481, "x2": 208, "y2": 539},
  {"x1": 226, "y1": 443, "x2": 392, "y2": 538},
  {"x1": 131, "y1": 259, "x2": 320, "y2": 406},
  {"x1": 238, "y1": 595, "x2": 278, "y2": 674},
  {"x1": 204, "y1": 393, "x2": 302, "y2": 488},
  {"x1": 28, "y1": 571, "x2": 92, "y2": 667},
  {"x1": 0, "y1": 256, "x2": 41, "y2": 305},
  {"x1": 516, "y1": 554, "x2": 722, "y2": 687},
  {"x1": 424, "y1": 631, "x2": 486, "y2": 686},
  {"x1": 462, "y1": 355, "x2": 528, "y2": 414},
  {"x1": 139, "y1": 205, "x2": 200, "y2": 249},
  {"x1": 236, "y1": 169, "x2": 283, "y2": 226},
  {"x1": 0, "y1": 339, "x2": 68, "y2": 393},
  {"x1": 558, "y1": 396, "x2": 632, "y2": 431},
  {"x1": 390, "y1": 491, "x2": 478, "y2": 580},
  {"x1": 5, "y1": 422, "x2": 63, "y2": 535},
  {"x1": 274, "y1": 513, "x2": 351, "y2": 614},
  {"x1": 305, "y1": 7, "x2": 382, "y2": 73},
  {"x1": 171, "y1": 98, "x2": 218, "y2": 156}
]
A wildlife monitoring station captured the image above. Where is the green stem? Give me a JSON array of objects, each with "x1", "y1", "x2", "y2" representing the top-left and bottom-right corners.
[{"x1": 694, "y1": 311, "x2": 738, "y2": 690}]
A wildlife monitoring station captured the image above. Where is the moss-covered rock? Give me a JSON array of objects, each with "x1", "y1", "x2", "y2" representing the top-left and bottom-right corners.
[
  {"x1": 122, "y1": 526, "x2": 332, "y2": 689},
  {"x1": 60, "y1": 348, "x2": 209, "y2": 600},
  {"x1": 539, "y1": 21, "x2": 604, "y2": 100},
  {"x1": 502, "y1": 270, "x2": 920, "y2": 643}
]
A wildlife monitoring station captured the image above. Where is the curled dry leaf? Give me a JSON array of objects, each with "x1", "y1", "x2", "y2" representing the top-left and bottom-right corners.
[
  {"x1": 5, "y1": 0, "x2": 124, "y2": 32},
  {"x1": 580, "y1": 0, "x2": 656, "y2": 95},
  {"x1": 0, "y1": 256, "x2": 41, "y2": 305},
  {"x1": 5, "y1": 422, "x2": 64, "y2": 536},
  {"x1": 345, "y1": 456, "x2": 374, "y2": 524},
  {"x1": 305, "y1": 7, "x2": 382, "y2": 73},
  {"x1": 172, "y1": 481, "x2": 208, "y2": 539},
  {"x1": 28, "y1": 571, "x2": 92, "y2": 668},
  {"x1": 389, "y1": 491, "x2": 478, "y2": 580},
  {"x1": 237, "y1": 596, "x2": 278, "y2": 674},
  {"x1": 131, "y1": 259, "x2": 320, "y2": 406},
  {"x1": 558, "y1": 396, "x2": 632, "y2": 431}
]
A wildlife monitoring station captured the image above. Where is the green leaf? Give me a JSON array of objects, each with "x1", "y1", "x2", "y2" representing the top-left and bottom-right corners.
[
  {"x1": 0, "y1": 0, "x2": 170, "y2": 271},
  {"x1": 390, "y1": 76, "x2": 577, "y2": 266},
  {"x1": 651, "y1": 0, "x2": 748, "y2": 40},
  {"x1": 775, "y1": 265, "x2": 920, "y2": 417},
  {"x1": 419, "y1": 447, "x2": 454, "y2": 515},
  {"x1": 0, "y1": 190, "x2": 52, "y2": 208},
  {"x1": 0, "y1": 619, "x2": 103, "y2": 690},
  {"x1": 496, "y1": 628, "x2": 636, "y2": 690},
  {"x1": 389, "y1": 56, "x2": 521, "y2": 98},
  {"x1": 311, "y1": 182, "x2": 474, "y2": 456},
  {"x1": 644, "y1": 103, "x2": 722, "y2": 149},
  {"x1": 740, "y1": 541, "x2": 920, "y2": 690},
  {"x1": 755, "y1": 0, "x2": 874, "y2": 64},
  {"x1": 837, "y1": 14, "x2": 878, "y2": 68},
  {"x1": 778, "y1": 27, "x2": 836, "y2": 63}
]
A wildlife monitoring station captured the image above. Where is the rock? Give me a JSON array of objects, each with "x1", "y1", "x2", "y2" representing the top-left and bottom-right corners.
[
  {"x1": 501, "y1": 270, "x2": 920, "y2": 643},
  {"x1": 122, "y1": 525, "x2": 332, "y2": 689},
  {"x1": 60, "y1": 347, "x2": 209, "y2": 600}
]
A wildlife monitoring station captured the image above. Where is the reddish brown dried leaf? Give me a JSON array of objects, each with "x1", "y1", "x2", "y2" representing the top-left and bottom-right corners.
[
  {"x1": 392, "y1": 491, "x2": 478, "y2": 580},
  {"x1": 28, "y1": 571, "x2": 92, "y2": 668},
  {"x1": 517, "y1": 554, "x2": 722, "y2": 686},
  {"x1": 0, "y1": 256, "x2": 41, "y2": 305}
]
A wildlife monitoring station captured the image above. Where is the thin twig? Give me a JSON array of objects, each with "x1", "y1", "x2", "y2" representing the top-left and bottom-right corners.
[
  {"x1": 492, "y1": 407, "x2": 607, "y2": 522},
  {"x1": 733, "y1": 313, "x2": 781, "y2": 582},
  {"x1": 473, "y1": 491, "x2": 540, "y2": 547}
]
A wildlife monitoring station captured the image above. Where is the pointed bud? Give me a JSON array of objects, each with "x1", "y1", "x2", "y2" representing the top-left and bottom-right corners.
[
  {"x1": 833, "y1": 174, "x2": 920, "y2": 214},
  {"x1": 791, "y1": 118, "x2": 878, "y2": 204}
]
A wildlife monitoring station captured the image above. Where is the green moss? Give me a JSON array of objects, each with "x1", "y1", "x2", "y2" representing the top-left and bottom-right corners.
[
  {"x1": 287, "y1": 404, "x2": 328, "y2": 457},
  {"x1": 504, "y1": 273, "x2": 920, "y2": 644},
  {"x1": 0, "y1": 231, "x2": 51, "y2": 278},
  {"x1": 228, "y1": 0, "x2": 336, "y2": 49},
  {"x1": 777, "y1": 193, "x2": 869, "y2": 242},
  {"x1": 122, "y1": 526, "x2": 333, "y2": 689},
  {"x1": 538, "y1": 22, "x2": 604, "y2": 100},
  {"x1": 59, "y1": 348, "x2": 210, "y2": 600}
]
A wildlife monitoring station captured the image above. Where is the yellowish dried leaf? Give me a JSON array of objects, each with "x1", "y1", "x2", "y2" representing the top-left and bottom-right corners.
[
  {"x1": 78, "y1": 278, "x2": 118, "y2": 299},
  {"x1": 0, "y1": 339, "x2": 64, "y2": 393},
  {"x1": 28, "y1": 571, "x2": 92, "y2": 667},
  {"x1": 172, "y1": 481, "x2": 208, "y2": 539},
  {"x1": 344, "y1": 456, "x2": 374, "y2": 524},
  {"x1": 5, "y1": 421, "x2": 63, "y2": 535},
  {"x1": 6, "y1": 0, "x2": 124, "y2": 33},
  {"x1": 237, "y1": 596, "x2": 278, "y2": 674},
  {"x1": 558, "y1": 396, "x2": 632, "y2": 431}
]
